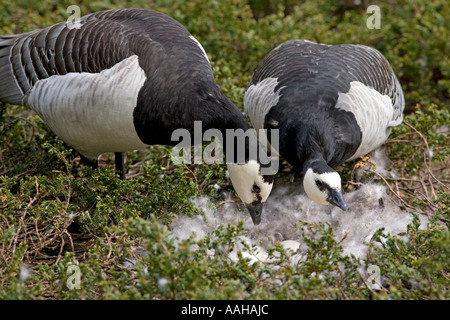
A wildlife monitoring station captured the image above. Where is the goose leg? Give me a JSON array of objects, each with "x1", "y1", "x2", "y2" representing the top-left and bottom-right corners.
[
  {"x1": 115, "y1": 152, "x2": 126, "y2": 180},
  {"x1": 0, "y1": 102, "x2": 5, "y2": 118}
]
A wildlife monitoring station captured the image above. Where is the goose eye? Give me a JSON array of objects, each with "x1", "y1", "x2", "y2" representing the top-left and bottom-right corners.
[
  {"x1": 315, "y1": 180, "x2": 325, "y2": 190},
  {"x1": 252, "y1": 184, "x2": 261, "y2": 193}
]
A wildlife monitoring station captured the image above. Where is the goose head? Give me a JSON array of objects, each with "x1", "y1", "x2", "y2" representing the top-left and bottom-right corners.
[
  {"x1": 303, "y1": 160, "x2": 348, "y2": 211},
  {"x1": 227, "y1": 160, "x2": 274, "y2": 225}
]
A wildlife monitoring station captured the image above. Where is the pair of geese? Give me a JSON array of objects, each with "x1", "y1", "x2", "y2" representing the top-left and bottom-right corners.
[{"x1": 0, "y1": 8, "x2": 404, "y2": 225}]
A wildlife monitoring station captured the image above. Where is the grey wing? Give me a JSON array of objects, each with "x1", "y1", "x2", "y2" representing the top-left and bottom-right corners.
[
  {"x1": 248, "y1": 40, "x2": 405, "y2": 127},
  {"x1": 387, "y1": 74, "x2": 405, "y2": 127},
  {"x1": 244, "y1": 40, "x2": 332, "y2": 130},
  {"x1": 0, "y1": 12, "x2": 134, "y2": 105},
  {"x1": 334, "y1": 44, "x2": 405, "y2": 127},
  {"x1": 248, "y1": 40, "x2": 331, "y2": 87},
  {"x1": 0, "y1": 8, "x2": 175, "y2": 105}
]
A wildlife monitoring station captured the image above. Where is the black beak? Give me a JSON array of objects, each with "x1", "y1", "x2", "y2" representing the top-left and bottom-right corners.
[
  {"x1": 246, "y1": 202, "x2": 263, "y2": 225},
  {"x1": 328, "y1": 189, "x2": 349, "y2": 211}
]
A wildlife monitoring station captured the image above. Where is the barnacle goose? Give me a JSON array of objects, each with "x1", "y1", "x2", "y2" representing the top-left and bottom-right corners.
[
  {"x1": 244, "y1": 40, "x2": 404, "y2": 210},
  {"x1": 0, "y1": 8, "x2": 273, "y2": 224}
]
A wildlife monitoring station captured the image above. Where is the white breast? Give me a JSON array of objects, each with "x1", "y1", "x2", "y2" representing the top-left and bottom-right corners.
[
  {"x1": 336, "y1": 81, "x2": 395, "y2": 160},
  {"x1": 23, "y1": 55, "x2": 148, "y2": 159}
]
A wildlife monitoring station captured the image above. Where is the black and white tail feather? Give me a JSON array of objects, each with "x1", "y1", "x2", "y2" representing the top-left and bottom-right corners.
[{"x1": 244, "y1": 40, "x2": 404, "y2": 211}]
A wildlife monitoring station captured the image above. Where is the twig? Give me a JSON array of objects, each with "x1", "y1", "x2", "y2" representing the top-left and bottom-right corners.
[
  {"x1": 105, "y1": 232, "x2": 113, "y2": 260},
  {"x1": 55, "y1": 234, "x2": 65, "y2": 265},
  {"x1": 10, "y1": 196, "x2": 37, "y2": 256},
  {"x1": 217, "y1": 200, "x2": 236, "y2": 208},
  {"x1": 371, "y1": 170, "x2": 415, "y2": 211},
  {"x1": 404, "y1": 121, "x2": 431, "y2": 154},
  {"x1": 184, "y1": 165, "x2": 198, "y2": 186},
  {"x1": 65, "y1": 229, "x2": 75, "y2": 253}
]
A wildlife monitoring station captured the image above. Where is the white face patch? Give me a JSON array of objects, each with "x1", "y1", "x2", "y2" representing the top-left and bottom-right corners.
[
  {"x1": 317, "y1": 171, "x2": 342, "y2": 190},
  {"x1": 227, "y1": 160, "x2": 273, "y2": 205},
  {"x1": 189, "y1": 35, "x2": 210, "y2": 64},
  {"x1": 303, "y1": 168, "x2": 342, "y2": 205}
]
